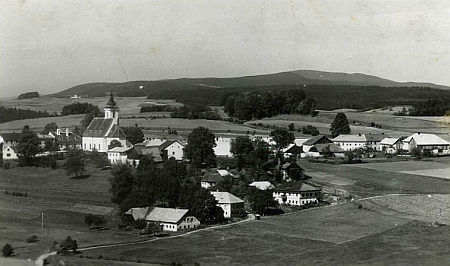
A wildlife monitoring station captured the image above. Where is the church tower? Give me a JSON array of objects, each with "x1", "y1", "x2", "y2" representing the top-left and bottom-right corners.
[{"x1": 104, "y1": 92, "x2": 119, "y2": 124}]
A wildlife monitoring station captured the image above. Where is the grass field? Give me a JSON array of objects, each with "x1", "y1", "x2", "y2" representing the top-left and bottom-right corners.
[
  {"x1": 76, "y1": 199, "x2": 450, "y2": 266},
  {"x1": 300, "y1": 158, "x2": 450, "y2": 197}
]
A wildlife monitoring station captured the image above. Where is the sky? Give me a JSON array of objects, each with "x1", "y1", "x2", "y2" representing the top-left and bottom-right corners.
[{"x1": 1, "y1": 0, "x2": 449, "y2": 97}]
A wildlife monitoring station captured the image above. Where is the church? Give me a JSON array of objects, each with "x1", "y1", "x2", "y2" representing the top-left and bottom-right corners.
[{"x1": 82, "y1": 94, "x2": 129, "y2": 153}]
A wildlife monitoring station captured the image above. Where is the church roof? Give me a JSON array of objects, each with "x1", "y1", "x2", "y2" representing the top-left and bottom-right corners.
[
  {"x1": 82, "y1": 118, "x2": 114, "y2": 137},
  {"x1": 107, "y1": 125, "x2": 127, "y2": 139}
]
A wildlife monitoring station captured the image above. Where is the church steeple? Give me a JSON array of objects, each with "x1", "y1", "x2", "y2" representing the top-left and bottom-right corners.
[{"x1": 104, "y1": 92, "x2": 119, "y2": 123}]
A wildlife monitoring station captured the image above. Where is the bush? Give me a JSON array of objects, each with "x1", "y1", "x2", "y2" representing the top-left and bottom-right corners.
[
  {"x1": 27, "y1": 235, "x2": 39, "y2": 243},
  {"x1": 2, "y1": 244, "x2": 13, "y2": 257},
  {"x1": 60, "y1": 236, "x2": 78, "y2": 253}
]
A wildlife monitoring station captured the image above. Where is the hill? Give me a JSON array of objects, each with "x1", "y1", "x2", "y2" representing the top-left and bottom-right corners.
[{"x1": 52, "y1": 70, "x2": 450, "y2": 98}]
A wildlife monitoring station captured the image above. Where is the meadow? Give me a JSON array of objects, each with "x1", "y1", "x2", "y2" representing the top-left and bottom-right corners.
[{"x1": 76, "y1": 200, "x2": 450, "y2": 266}]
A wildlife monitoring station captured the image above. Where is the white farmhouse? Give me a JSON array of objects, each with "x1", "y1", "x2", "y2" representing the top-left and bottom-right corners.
[
  {"x1": 273, "y1": 182, "x2": 321, "y2": 206},
  {"x1": 107, "y1": 146, "x2": 133, "y2": 164},
  {"x1": 160, "y1": 140, "x2": 185, "y2": 161},
  {"x1": 82, "y1": 94, "x2": 129, "y2": 153},
  {"x1": 402, "y1": 133, "x2": 450, "y2": 155},
  {"x1": 380, "y1": 137, "x2": 403, "y2": 154},
  {"x1": 333, "y1": 133, "x2": 386, "y2": 151},
  {"x1": 2, "y1": 146, "x2": 18, "y2": 161},
  {"x1": 211, "y1": 191, "x2": 245, "y2": 218},
  {"x1": 125, "y1": 207, "x2": 200, "y2": 232}
]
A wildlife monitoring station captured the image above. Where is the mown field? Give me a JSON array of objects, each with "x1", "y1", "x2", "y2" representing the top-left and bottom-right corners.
[{"x1": 75, "y1": 198, "x2": 450, "y2": 266}]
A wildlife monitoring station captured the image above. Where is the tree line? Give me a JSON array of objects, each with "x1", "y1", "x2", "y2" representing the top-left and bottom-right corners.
[
  {"x1": 0, "y1": 106, "x2": 56, "y2": 123},
  {"x1": 170, "y1": 105, "x2": 221, "y2": 120},
  {"x1": 223, "y1": 89, "x2": 316, "y2": 120},
  {"x1": 408, "y1": 98, "x2": 450, "y2": 116},
  {"x1": 61, "y1": 102, "x2": 100, "y2": 116}
]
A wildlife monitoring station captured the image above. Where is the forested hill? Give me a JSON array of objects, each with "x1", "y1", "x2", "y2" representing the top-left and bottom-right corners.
[{"x1": 52, "y1": 70, "x2": 450, "y2": 98}]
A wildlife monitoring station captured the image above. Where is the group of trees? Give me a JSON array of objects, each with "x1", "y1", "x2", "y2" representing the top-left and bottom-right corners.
[
  {"x1": 84, "y1": 214, "x2": 107, "y2": 229},
  {"x1": 409, "y1": 99, "x2": 450, "y2": 116},
  {"x1": 184, "y1": 127, "x2": 217, "y2": 168},
  {"x1": 223, "y1": 89, "x2": 316, "y2": 120},
  {"x1": 61, "y1": 102, "x2": 100, "y2": 116},
  {"x1": 0, "y1": 106, "x2": 55, "y2": 124},
  {"x1": 140, "y1": 105, "x2": 176, "y2": 113},
  {"x1": 122, "y1": 125, "x2": 144, "y2": 145},
  {"x1": 170, "y1": 105, "x2": 221, "y2": 120},
  {"x1": 230, "y1": 136, "x2": 271, "y2": 170},
  {"x1": 109, "y1": 157, "x2": 225, "y2": 225},
  {"x1": 18, "y1": 91, "x2": 39, "y2": 99}
]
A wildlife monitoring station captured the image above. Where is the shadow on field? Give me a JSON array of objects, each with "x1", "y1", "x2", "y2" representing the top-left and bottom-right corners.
[{"x1": 70, "y1": 174, "x2": 91, "y2": 180}]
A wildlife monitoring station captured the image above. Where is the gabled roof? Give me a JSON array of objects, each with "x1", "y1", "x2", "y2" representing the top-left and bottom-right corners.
[
  {"x1": 281, "y1": 162, "x2": 303, "y2": 170},
  {"x1": 380, "y1": 137, "x2": 400, "y2": 146},
  {"x1": 107, "y1": 125, "x2": 127, "y2": 139},
  {"x1": 332, "y1": 134, "x2": 366, "y2": 142},
  {"x1": 283, "y1": 144, "x2": 303, "y2": 154},
  {"x1": 217, "y1": 169, "x2": 232, "y2": 177},
  {"x1": 108, "y1": 146, "x2": 133, "y2": 153},
  {"x1": 274, "y1": 182, "x2": 321, "y2": 192},
  {"x1": 145, "y1": 207, "x2": 189, "y2": 224},
  {"x1": 0, "y1": 133, "x2": 21, "y2": 142},
  {"x1": 403, "y1": 133, "x2": 449, "y2": 146},
  {"x1": 303, "y1": 135, "x2": 332, "y2": 146},
  {"x1": 37, "y1": 133, "x2": 55, "y2": 140},
  {"x1": 211, "y1": 192, "x2": 244, "y2": 204},
  {"x1": 53, "y1": 132, "x2": 82, "y2": 144},
  {"x1": 3, "y1": 145, "x2": 17, "y2": 152},
  {"x1": 83, "y1": 118, "x2": 114, "y2": 137},
  {"x1": 160, "y1": 140, "x2": 184, "y2": 150},
  {"x1": 125, "y1": 207, "x2": 150, "y2": 221},
  {"x1": 249, "y1": 181, "x2": 274, "y2": 190}
]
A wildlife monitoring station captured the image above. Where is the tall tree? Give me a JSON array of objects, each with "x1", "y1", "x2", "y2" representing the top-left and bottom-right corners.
[
  {"x1": 230, "y1": 136, "x2": 254, "y2": 170},
  {"x1": 190, "y1": 188, "x2": 224, "y2": 225},
  {"x1": 330, "y1": 112, "x2": 351, "y2": 138},
  {"x1": 110, "y1": 164, "x2": 136, "y2": 213},
  {"x1": 43, "y1": 122, "x2": 58, "y2": 134},
  {"x1": 17, "y1": 125, "x2": 40, "y2": 166},
  {"x1": 270, "y1": 128, "x2": 295, "y2": 151},
  {"x1": 184, "y1": 126, "x2": 217, "y2": 168},
  {"x1": 65, "y1": 150, "x2": 86, "y2": 178},
  {"x1": 122, "y1": 125, "x2": 144, "y2": 145}
]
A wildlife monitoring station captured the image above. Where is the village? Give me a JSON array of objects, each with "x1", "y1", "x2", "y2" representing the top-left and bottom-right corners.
[{"x1": 1, "y1": 93, "x2": 450, "y2": 266}]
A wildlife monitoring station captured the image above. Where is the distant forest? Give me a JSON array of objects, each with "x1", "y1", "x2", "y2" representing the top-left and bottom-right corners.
[
  {"x1": 18, "y1": 91, "x2": 40, "y2": 100},
  {"x1": 0, "y1": 106, "x2": 56, "y2": 124},
  {"x1": 146, "y1": 85, "x2": 450, "y2": 112},
  {"x1": 61, "y1": 102, "x2": 100, "y2": 116}
]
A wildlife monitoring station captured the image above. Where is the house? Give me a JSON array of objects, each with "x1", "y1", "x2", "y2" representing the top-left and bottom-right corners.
[
  {"x1": 380, "y1": 137, "x2": 403, "y2": 154},
  {"x1": 402, "y1": 133, "x2": 450, "y2": 155},
  {"x1": 273, "y1": 182, "x2": 321, "y2": 206},
  {"x1": 2, "y1": 146, "x2": 18, "y2": 160},
  {"x1": 333, "y1": 133, "x2": 387, "y2": 151},
  {"x1": 249, "y1": 181, "x2": 274, "y2": 190},
  {"x1": 108, "y1": 146, "x2": 133, "y2": 164},
  {"x1": 159, "y1": 140, "x2": 185, "y2": 161},
  {"x1": 124, "y1": 207, "x2": 200, "y2": 232},
  {"x1": 49, "y1": 128, "x2": 82, "y2": 150},
  {"x1": 36, "y1": 133, "x2": 55, "y2": 149},
  {"x1": 0, "y1": 133, "x2": 21, "y2": 147},
  {"x1": 82, "y1": 93, "x2": 129, "y2": 153},
  {"x1": 201, "y1": 173, "x2": 221, "y2": 189},
  {"x1": 210, "y1": 192, "x2": 245, "y2": 218},
  {"x1": 127, "y1": 146, "x2": 163, "y2": 166},
  {"x1": 307, "y1": 143, "x2": 345, "y2": 157},
  {"x1": 280, "y1": 162, "x2": 304, "y2": 181},
  {"x1": 214, "y1": 137, "x2": 232, "y2": 157},
  {"x1": 302, "y1": 135, "x2": 333, "y2": 153}
]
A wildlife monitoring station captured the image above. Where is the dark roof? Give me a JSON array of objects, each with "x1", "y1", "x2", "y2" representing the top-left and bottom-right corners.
[
  {"x1": 1, "y1": 133, "x2": 21, "y2": 142},
  {"x1": 202, "y1": 173, "x2": 222, "y2": 183},
  {"x1": 274, "y1": 182, "x2": 321, "y2": 193},
  {"x1": 107, "y1": 125, "x2": 127, "y2": 139},
  {"x1": 55, "y1": 133, "x2": 82, "y2": 145},
  {"x1": 281, "y1": 162, "x2": 303, "y2": 170},
  {"x1": 365, "y1": 133, "x2": 386, "y2": 142},
  {"x1": 284, "y1": 144, "x2": 303, "y2": 154},
  {"x1": 160, "y1": 140, "x2": 177, "y2": 150},
  {"x1": 83, "y1": 118, "x2": 113, "y2": 137},
  {"x1": 312, "y1": 143, "x2": 344, "y2": 153},
  {"x1": 303, "y1": 135, "x2": 332, "y2": 146},
  {"x1": 130, "y1": 146, "x2": 163, "y2": 162}
]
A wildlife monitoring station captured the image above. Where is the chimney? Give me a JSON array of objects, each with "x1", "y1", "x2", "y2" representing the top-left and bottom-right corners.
[
  {"x1": 65, "y1": 128, "x2": 69, "y2": 137},
  {"x1": 57, "y1": 128, "x2": 61, "y2": 135}
]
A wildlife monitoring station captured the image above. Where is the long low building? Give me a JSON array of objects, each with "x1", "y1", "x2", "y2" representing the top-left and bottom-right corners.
[
  {"x1": 273, "y1": 182, "x2": 321, "y2": 206},
  {"x1": 402, "y1": 133, "x2": 450, "y2": 155},
  {"x1": 125, "y1": 207, "x2": 200, "y2": 232}
]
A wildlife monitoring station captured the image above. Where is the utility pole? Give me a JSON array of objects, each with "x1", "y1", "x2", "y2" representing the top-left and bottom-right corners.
[{"x1": 41, "y1": 212, "x2": 44, "y2": 240}]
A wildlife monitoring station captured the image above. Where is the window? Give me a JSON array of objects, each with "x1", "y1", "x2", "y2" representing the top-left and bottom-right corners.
[{"x1": 7, "y1": 153, "x2": 11, "y2": 157}]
